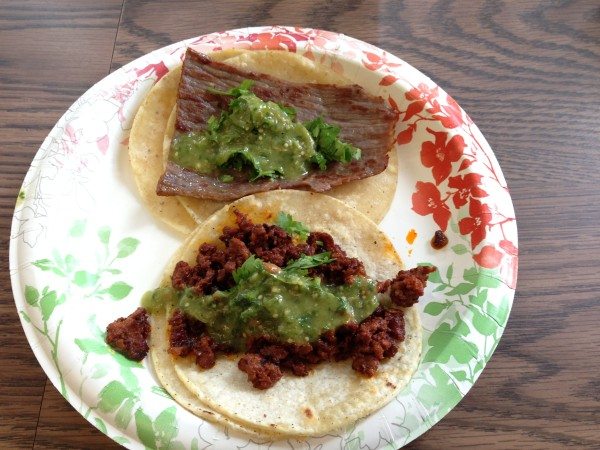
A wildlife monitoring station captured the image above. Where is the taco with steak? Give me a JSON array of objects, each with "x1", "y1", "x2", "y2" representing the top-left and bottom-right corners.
[{"x1": 128, "y1": 49, "x2": 399, "y2": 234}]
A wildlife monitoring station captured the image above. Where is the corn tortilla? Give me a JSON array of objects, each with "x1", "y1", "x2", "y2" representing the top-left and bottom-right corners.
[
  {"x1": 129, "y1": 50, "x2": 398, "y2": 232},
  {"x1": 149, "y1": 190, "x2": 421, "y2": 436}
]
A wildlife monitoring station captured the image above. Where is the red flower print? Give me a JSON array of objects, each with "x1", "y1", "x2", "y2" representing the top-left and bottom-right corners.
[
  {"x1": 396, "y1": 123, "x2": 416, "y2": 145},
  {"x1": 247, "y1": 33, "x2": 297, "y2": 51},
  {"x1": 473, "y1": 245, "x2": 503, "y2": 269},
  {"x1": 412, "y1": 182, "x2": 451, "y2": 231},
  {"x1": 135, "y1": 62, "x2": 169, "y2": 81},
  {"x1": 405, "y1": 83, "x2": 439, "y2": 103},
  {"x1": 428, "y1": 95, "x2": 463, "y2": 129},
  {"x1": 447, "y1": 173, "x2": 488, "y2": 209},
  {"x1": 459, "y1": 199, "x2": 493, "y2": 249},
  {"x1": 403, "y1": 99, "x2": 426, "y2": 122},
  {"x1": 421, "y1": 128, "x2": 465, "y2": 185},
  {"x1": 379, "y1": 75, "x2": 398, "y2": 86},
  {"x1": 499, "y1": 239, "x2": 518, "y2": 256},
  {"x1": 362, "y1": 52, "x2": 401, "y2": 71}
]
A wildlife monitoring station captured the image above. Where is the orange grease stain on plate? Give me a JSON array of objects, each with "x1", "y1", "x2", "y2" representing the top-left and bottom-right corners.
[{"x1": 406, "y1": 229, "x2": 417, "y2": 245}]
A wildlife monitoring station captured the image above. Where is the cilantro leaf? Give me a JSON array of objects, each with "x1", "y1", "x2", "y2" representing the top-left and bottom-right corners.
[
  {"x1": 206, "y1": 79, "x2": 254, "y2": 97},
  {"x1": 285, "y1": 252, "x2": 335, "y2": 271},
  {"x1": 232, "y1": 255, "x2": 264, "y2": 283},
  {"x1": 276, "y1": 212, "x2": 310, "y2": 240},
  {"x1": 304, "y1": 117, "x2": 362, "y2": 166},
  {"x1": 278, "y1": 104, "x2": 297, "y2": 120},
  {"x1": 311, "y1": 152, "x2": 327, "y2": 171}
]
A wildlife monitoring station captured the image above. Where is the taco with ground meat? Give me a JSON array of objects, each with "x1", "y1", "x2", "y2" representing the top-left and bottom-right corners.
[
  {"x1": 128, "y1": 49, "x2": 399, "y2": 234},
  {"x1": 134, "y1": 190, "x2": 432, "y2": 437}
]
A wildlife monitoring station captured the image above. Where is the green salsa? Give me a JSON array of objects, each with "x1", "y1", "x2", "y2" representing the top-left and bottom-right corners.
[
  {"x1": 170, "y1": 80, "x2": 361, "y2": 181},
  {"x1": 143, "y1": 261, "x2": 379, "y2": 351}
]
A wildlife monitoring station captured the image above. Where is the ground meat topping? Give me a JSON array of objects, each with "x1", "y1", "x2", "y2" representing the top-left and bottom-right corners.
[
  {"x1": 171, "y1": 210, "x2": 366, "y2": 293},
  {"x1": 306, "y1": 232, "x2": 366, "y2": 285},
  {"x1": 106, "y1": 307, "x2": 150, "y2": 361},
  {"x1": 387, "y1": 266, "x2": 437, "y2": 308},
  {"x1": 168, "y1": 309, "x2": 205, "y2": 357},
  {"x1": 238, "y1": 354, "x2": 283, "y2": 389},
  {"x1": 166, "y1": 213, "x2": 434, "y2": 389}
]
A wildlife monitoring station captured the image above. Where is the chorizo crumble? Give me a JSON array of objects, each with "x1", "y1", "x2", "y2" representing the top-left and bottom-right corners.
[{"x1": 105, "y1": 212, "x2": 435, "y2": 389}]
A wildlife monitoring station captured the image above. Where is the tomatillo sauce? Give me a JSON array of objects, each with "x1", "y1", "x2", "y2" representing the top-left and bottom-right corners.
[
  {"x1": 170, "y1": 80, "x2": 361, "y2": 182},
  {"x1": 142, "y1": 258, "x2": 379, "y2": 351}
]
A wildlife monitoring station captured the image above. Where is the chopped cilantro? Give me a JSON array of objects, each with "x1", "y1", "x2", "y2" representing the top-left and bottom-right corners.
[
  {"x1": 285, "y1": 252, "x2": 335, "y2": 272},
  {"x1": 304, "y1": 117, "x2": 362, "y2": 165},
  {"x1": 278, "y1": 103, "x2": 297, "y2": 120},
  {"x1": 232, "y1": 255, "x2": 264, "y2": 283},
  {"x1": 206, "y1": 79, "x2": 254, "y2": 97},
  {"x1": 276, "y1": 212, "x2": 310, "y2": 240}
]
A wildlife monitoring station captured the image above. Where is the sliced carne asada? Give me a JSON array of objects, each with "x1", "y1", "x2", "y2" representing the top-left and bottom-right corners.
[{"x1": 157, "y1": 48, "x2": 397, "y2": 200}]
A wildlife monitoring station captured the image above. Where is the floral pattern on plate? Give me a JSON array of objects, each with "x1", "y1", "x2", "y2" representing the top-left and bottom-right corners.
[{"x1": 10, "y1": 26, "x2": 517, "y2": 449}]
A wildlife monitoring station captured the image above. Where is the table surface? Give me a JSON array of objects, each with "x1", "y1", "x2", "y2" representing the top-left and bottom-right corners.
[{"x1": 1, "y1": 1, "x2": 599, "y2": 448}]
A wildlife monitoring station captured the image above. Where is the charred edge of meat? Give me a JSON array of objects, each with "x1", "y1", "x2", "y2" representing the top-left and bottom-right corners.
[{"x1": 105, "y1": 307, "x2": 150, "y2": 361}]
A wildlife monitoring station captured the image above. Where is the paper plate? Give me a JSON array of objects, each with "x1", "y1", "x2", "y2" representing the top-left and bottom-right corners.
[{"x1": 10, "y1": 26, "x2": 517, "y2": 449}]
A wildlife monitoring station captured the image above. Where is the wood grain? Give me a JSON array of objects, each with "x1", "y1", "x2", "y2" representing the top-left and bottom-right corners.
[
  {"x1": 0, "y1": 1, "x2": 125, "y2": 449},
  {"x1": 1, "y1": 0, "x2": 599, "y2": 448}
]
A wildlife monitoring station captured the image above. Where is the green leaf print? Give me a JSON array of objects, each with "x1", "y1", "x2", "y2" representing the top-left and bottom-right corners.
[
  {"x1": 478, "y1": 269, "x2": 502, "y2": 288},
  {"x1": 446, "y1": 282, "x2": 476, "y2": 296},
  {"x1": 69, "y1": 220, "x2": 87, "y2": 237},
  {"x1": 151, "y1": 386, "x2": 173, "y2": 400},
  {"x1": 485, "y1": 295, "x2": 511, "y2": 326},
  {"x1": 464, "y1": 267, "x2": 501, "y2": 289},
  {"x1": 471, "y1": 309, "x2": 498, "y2": 336},
  {"x1": 113, "y1": 352, "x2": 144, "y2": 369},
  {"x1": 418, "y1": 365, "x2": 462, "y2": 408},
  {"x1": 115, "y1": 397, "x2": 135, "y2": 429},
  {"x1": 94, "y1": 417, "x2": 108, "y2": 434},
  {"x1": 75, "y1": 338, "x2": 110, "y2": 355},
  {"x1": 102, "y1": 281, "x2": 133, "y2": 300},
  {"x1": 468, "y1": 289, "x2": 488, "y2": 307},
  {"x1": 446, "y1": 264, "x2": 454, "y2": 282},
  {"x1": 97, "y1": 381, "x2": 135, "y2": 414},
  {"x1": 423, "y1": 302, "x2": 448, "y2": 316},
  {"x1": 423, "y1": 321, "x2": 478, "y2": 364},
  {"x1": 135, "y1": 408, "x2": 156, "y2": 449},
  {"x1": 91, "y1": 364, "x2": 108, "y2": 379},
  {"x1": 451, "y1": 244, "x2": 468, "y2": 254},
  {"x1": 25, "y1": 285, "x2": 39, "y2": 306},
  {"x1": 73, "y1": 270, "x2": 100, "y2": 287},
  {"x1": 64, "y1": 254, "x2": 76, "y2": 273},
  {"x1": 32, "y1": 258, "x2": 53, "y2": 271},
  {"x1": 98, "y1": 226, "x2": 111, "y2": 245},
  {"x1": 40, "y1": 291, "x2": 64, "y2": 321},
  {"x1": 154, "y1": 406, "x2": 178, "y2": 448},
  {"x1": 451, "y1": 370, "x2": 468, "y2": 382},
  {"x1": 117, "y1": 238, "x2": 140, "y2": 259}
]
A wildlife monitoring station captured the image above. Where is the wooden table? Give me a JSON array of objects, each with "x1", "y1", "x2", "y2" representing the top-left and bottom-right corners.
[{"x1": 1, "y1": 1, "x2": 599, "y2": 448}]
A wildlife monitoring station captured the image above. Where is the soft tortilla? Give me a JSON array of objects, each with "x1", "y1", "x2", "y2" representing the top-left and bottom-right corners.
[
  {"x1": 150, "y1": 190, "x2": 421, "y2": 436},
  {"x1": 130, "y1": 50, "x2": 398, "y2": 232}
]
